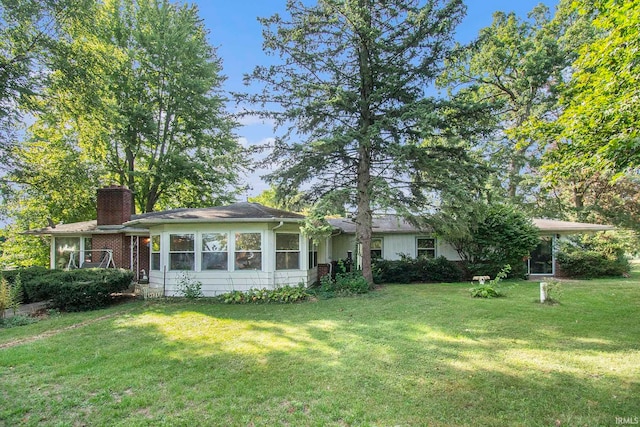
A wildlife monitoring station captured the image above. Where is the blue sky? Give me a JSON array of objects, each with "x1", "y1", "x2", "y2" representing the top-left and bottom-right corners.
[{"x1": 191, "y1": 1, "x2": 559, "y2": 198}]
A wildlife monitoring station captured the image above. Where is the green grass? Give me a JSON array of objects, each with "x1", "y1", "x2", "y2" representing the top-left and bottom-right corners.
[{"x1": 1, "y1": 274, "x2": 639, "y2": 426}]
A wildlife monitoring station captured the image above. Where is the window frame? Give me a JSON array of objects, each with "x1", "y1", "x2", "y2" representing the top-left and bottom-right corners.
[
  {"x1": 234, "y1": 232, "x2": 262, "y2": 271},
  {"x1": 275, "y1": 233, "x2": 301, "y2": 270},
  {"x1": 201, "y1": 232, "x2": 229, "y2": 271},
  {"x1": 371, "y1": 237, "x2": 383, "y2": 260},
  {"x1": 416, "y1": 237, "x2": 436, "y2": 259},
  {"x1": 169, "y1": 233, "x2": 195, "y2": 271},
  {"x1": 308, "y1": 239, "x2": 318, "y2": 269},
  {"x1": 150, "y1": 235, "x2": 161, "y2": 271}
]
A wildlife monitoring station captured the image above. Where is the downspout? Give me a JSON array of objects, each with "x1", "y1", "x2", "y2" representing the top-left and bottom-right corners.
[{"x1": 270, "y1": 221, "x2": 284, "y2": 288}]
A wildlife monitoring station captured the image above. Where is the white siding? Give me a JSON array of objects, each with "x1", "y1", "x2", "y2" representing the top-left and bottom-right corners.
[
  {"x1": 329, "y1": 233, "x2": 462, "y2": 262},
  {"x1": 332, "y1": 234, "x2": 356, "y2": 261},
  {"x1": 438, "y1": 241, "x2": 463, "y2": 261},
  {"x1": 379, "y1": 234, "x2": 415, "y2": 260},
  {"x1": 147, "y1": 222, "x2": 314, "y2": 296}
]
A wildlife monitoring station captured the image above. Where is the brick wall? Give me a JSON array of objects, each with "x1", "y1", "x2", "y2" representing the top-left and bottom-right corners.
[
  {"x1": 92, "y1": 234, "x2": 129, "y2": 269},
  {"x1": 317, "y1": 263, "x2": 330, "y2": 281},
  {"x1": 97, "y1": 186, "x2": 132, "y2": 226}
]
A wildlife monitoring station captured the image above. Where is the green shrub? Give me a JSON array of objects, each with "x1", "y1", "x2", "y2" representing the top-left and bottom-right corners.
[
  {"x1": 0, "y1": 276, "x2": 22, "y2": 318},
  {"x1": 218, "y1": 284, "x2": 309, "y2": 304},
  {"x1": 433, "y1": 203, "x2": 539, "y2": 279},
  {"x1": 557, "y1": 251, "x2": 629, "y2": 278},
  {"x1": 541, "y1": 279, "x2": 563, "y2": 304},
  {"x1": 1, "y1": 266, "x2": 50, "y2": 303},
  {"x1": 0, "y1": 314, "x2": 38, "y2": 328},
  {"x1": 470, "y1": 265, "x2": 511, "y2": 298},
  {"x1": 316, "y1": 269, "x2": 369, "y2": 298},
  {"x1": 39, "y1": 269, "x2": 134, "y2": 312},
  {"x1": 373, "y1": 256, "x2": 463, "y2": 284},
  {"x1": 176, "y1": 272, "x2": 203, "y2": 299}
]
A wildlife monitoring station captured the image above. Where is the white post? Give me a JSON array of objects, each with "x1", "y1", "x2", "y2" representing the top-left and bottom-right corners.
[{"x1": 540, "y1": 282, "x2": 548, "y2": 303}]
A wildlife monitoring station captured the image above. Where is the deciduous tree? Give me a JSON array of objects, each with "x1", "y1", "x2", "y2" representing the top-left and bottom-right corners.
[
  {"x1": 554, "y1": 0, "x2": 640, "y2": 173},
  {"x1": 49, "y1": 0, "x2": 246, "y2": 212},
  {"x1": 440, "y1": 2, "x2": 581, "y2": 206}
]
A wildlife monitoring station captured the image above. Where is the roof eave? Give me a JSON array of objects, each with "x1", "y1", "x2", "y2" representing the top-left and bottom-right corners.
[{"x1": 123, "y1": 217, "x2": 304, "y2": 227}]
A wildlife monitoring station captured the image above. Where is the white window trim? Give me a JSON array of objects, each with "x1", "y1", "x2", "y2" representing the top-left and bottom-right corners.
[
  {"x1": 168, "y1": 233, "x2": 195, "y2": 271},
  {"x1": 200, "y1": 232, "x2": 229, "y2": 271},
  {"x1": 275, "y1": 232, "x2": 301, "y2": 270},
  {"x1": 416, "y1": 236, "x2": 436, "y2": 258},
  {"x1": 233, "y1": 231, "x2": 263, "y2": 271}
]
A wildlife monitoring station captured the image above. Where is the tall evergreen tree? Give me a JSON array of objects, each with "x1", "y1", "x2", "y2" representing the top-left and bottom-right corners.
[{"x1": 240, "y1": 0, "x2": 485, "y2": 284}]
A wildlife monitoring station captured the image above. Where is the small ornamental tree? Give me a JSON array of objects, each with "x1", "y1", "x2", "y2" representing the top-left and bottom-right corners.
[{"x1": 435, "y1": 203, "x2": 539, "y2": 278}]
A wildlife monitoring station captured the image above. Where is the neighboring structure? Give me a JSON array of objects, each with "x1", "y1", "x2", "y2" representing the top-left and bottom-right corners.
[{"x1": 27, "y1": 186, "x2": 614, "y2": 295}]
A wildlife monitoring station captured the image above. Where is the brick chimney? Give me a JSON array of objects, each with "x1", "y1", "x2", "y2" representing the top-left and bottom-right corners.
[{"x1": 97, "y1": 186, "x2": 133, "y2": 226}]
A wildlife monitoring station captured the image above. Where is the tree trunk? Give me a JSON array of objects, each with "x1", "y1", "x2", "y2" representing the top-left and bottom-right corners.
[
  {"x1": 356, "y1": 144, "x2": 373, "y2": 286},
  {"x1": 355, "y1": 0, "x2": 374, "y2": 287}
]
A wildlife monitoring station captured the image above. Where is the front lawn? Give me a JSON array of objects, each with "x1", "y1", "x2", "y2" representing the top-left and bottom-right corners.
[{"x1": 1, "y1": 275, "x2": 639, "y2": 426}]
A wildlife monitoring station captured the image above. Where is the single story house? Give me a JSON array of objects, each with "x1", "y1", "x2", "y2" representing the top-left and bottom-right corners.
[{"x1": 26, "y1": 186, "x2": 613, "y2": 296}]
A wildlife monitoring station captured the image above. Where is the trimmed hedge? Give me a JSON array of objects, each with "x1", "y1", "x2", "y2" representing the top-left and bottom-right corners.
[
  {"x1": 1, "y1": 266, "x2": 50, "y2": 303},
  {"x1": 373, "y1": 256, "x2": 463, "y2": 284},
  {"x1": 49, "y1": 269, "x2": 134, "y2": 311},
  {"x1": 1, "y1": 268, "x2": 134, "y2": 311},
  {"x1": 557, "y1": 251, "x2": 629, "y2": 279}
]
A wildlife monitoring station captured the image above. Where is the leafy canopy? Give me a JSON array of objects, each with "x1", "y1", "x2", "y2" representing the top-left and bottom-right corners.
[{"x1": 239, "y1": 0, "x2": 486, "y2": 283}]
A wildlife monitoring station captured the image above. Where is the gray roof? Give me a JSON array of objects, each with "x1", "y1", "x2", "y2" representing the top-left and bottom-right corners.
[
  {"x1": 24, "y1": 220, "x2": 148, "y2": 236},
  {"x1": 329, "y1": 216, "x2": 614, "y2": 235},
  {"x1": 532, "y1": 218, "x2": 614, "y2": 233},
  {"x1": 26, "y1": 205, "x2": 613, "y2": 236},
  {"x1": 125, "y1": 202, "x2": 305, "y2": 227},
  {"x1": 328, "y1": 216, "x2": 431, "y2": 234},
  {"x1": 25, "y1": 202, "x2": 304, "y2": 235}
]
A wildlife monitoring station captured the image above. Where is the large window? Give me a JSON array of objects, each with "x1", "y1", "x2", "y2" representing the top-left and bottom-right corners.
[
  {"x1": 417, "y1": 237, "x2": 436, "y2": 259},
  {"x1": 371, "y1": 238, "x2": 383, "y2": 259},
  {"x1": 151, "y1": 235, "x2": 161, "y2": 270},
  {"x1": 55, "y1": 237, "x2": 80, "y2": 269},
  {"x1": 308, "y1": 239, "x2": 318, "y2": 268},
  {"x1": 169, "y1": 234, "x2": 195, "y2": 270},
  {"x1": 276, "y1": 233, "x2": 300, "y2": 270},
  {"x1": 202, "y1": 233, "x2": 228, "y2": 270},
  {"x1": 235, "y1": 233, "x2": 262, "y2": 270}
]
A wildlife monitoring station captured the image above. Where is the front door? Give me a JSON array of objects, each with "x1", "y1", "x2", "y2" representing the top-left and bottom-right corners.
[{"x1": 529, "y1": 236, "x2": 554, "y2": 275}]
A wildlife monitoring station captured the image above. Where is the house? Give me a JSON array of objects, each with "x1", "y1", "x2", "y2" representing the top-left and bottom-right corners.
[
  {"x1": 327, "y1": 216, "x2": 614, "y2": 278},
  {"x1": 27, "y1": 186, "x2": 613, "y2": 295}
]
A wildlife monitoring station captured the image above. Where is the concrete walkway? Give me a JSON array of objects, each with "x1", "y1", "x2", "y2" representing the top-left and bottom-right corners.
[{"x1": 2, "y1": 301, "x2": 50, "y2": 319}]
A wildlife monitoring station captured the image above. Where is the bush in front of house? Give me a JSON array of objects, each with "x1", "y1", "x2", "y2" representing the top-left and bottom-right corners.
[
  {"x1": 556, "y1": 233, "x2": 630, "y2": 279},
  {"x1": 218, "y1": 284, "x2": 310, "y2": 304},
  {"x1": 1, "y1": 266, "x2": 51, "y2": 303},
  {"x1": 314, "y1": 268, "x2": 370, "y2": 298},
  {"x1": 431, "y1": 202, "x2": 539, "y2": 279},
  {"x1": 23, "y1": 269, "x2": 134, "y2": 311},
  {"x1": 557, "y1": 251, "x2": 629, "y2": 278},
  {"x1": 373, "y1": 256, "x2": 463, "y2": 284},
  {"x1": 51, "y1": 269, "x2": 134, "y2": 311}
]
